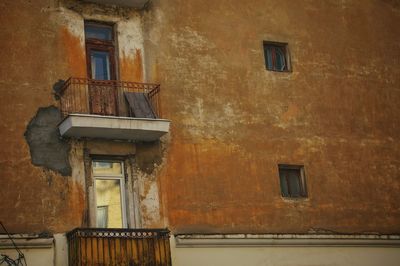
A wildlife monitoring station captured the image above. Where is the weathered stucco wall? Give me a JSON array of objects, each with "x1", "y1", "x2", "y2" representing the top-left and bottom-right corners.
[
  {"x1": 143, "y1": 0, "x2": 400, "y2": 234},
  {"x1": 0, "y1": 0, "x2": 399, "y2": 237},
  {"x1": 0, "y1": 0, "x2": 161, "y2": 234},
  {"x1": 0, "y1": 0, "x2": 86, "y2": 233}
]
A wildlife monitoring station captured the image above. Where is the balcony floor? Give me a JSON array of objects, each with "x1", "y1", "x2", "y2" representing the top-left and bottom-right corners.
[{"x1": 59, "y1": 114, "x2": 170, "y2": 141}]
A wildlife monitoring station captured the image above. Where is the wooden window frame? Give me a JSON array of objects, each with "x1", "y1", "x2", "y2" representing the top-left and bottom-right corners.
[
  {"x1": 263, "y1": 41, "x2": 291, "y2": 72},
  {"x1": 85, "y1": 154, "x2": 142, "y2": 229},
  {"x1": 278, "y1": 164, "x2": 307, "y2": 198},
  {"x1": 84, "y1": 21, "x2": 117, "y2": 81},
  {"x1": 84, "y1": 21, "x2": 120, "y2": 116},
  {"x1": 92, "y1": 159, "x2": 128, "y2": 228}
]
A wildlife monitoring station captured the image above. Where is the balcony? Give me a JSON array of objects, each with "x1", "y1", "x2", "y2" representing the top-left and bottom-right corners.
[
  {"x1": 57, "y1": 78, "x2": 170, "y2": 142},
  {"x1": 67, "y1": 228, "x2": 171, "y2": 266}
]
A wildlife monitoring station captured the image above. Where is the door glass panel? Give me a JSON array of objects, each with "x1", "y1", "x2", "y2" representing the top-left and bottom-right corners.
[
  {"x1": 91, "y1": 51, "x2": 111, "y2": 80},
  {"x1": 93, "y1": 161, "x2": 122, "y2": 175},
  {"x1": 95, "y1": 179, "x2": 123, "y2": 228},
  {"x1": 96, "y1": 206, "x2": 108, "y2": 228}
]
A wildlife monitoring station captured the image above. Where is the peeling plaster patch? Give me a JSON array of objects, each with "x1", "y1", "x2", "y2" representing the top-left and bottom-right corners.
[
  {"x1": 118, "y1": 17, "x2": 144, "y2": 55},
  {"x1": 56, "y1": 7, "x2": 85, "y2": 40},
  {"x1": 136, "y1": 141, "x2": 162, "y2": 174},
  {"x1": 140, "y1": 181, "x2": 161, "y2": 226},
  {"x1": 24, "y1": 106, "x2": 72, "y2": 176},
  {"x1": 61, "y1": 0, "x2": 137, "y2": 18},
  {"x1": 118, "y1": 16, "x2": 145, "y2": 81}
]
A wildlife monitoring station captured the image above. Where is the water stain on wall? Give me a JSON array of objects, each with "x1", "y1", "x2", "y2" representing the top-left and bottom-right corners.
[
  {"x1": 60, "y1": 26, "x2": 86, "y2": 77},
  {"x1": 120, "y1": 49, "x2": 143, "y2": 82}
]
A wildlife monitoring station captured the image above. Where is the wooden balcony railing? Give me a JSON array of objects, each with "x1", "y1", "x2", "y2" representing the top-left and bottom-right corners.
[
  {"x1": 67, "y1": 228, "x2": 171, "y2": 266},
  {"x1": 57, "y1": 77, "x2": 162, "y2": 118}
]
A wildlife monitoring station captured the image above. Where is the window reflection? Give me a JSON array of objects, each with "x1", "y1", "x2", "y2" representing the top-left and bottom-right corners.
[
  {"x1": 95, "y1": 179, "x2": 123, "y2": 228},
  {"x1": 91, "y1": 51, "x2": 111, "y2": 80},
  {"x1": 93, "y1": 161, "x2": 122, "y2": 175},
  {"x1": 85, "y1": 25, "x2": 113, "y2": 41}
]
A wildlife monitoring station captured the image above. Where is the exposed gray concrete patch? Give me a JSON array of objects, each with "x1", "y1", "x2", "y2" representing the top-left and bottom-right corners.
[{"x1": 24, "y1": 106, "x2": 72, "y2": 176}]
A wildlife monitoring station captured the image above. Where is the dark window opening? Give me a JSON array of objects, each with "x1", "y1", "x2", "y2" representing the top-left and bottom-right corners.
[
  {"x1": 263, "y1": 42, "x2": 290, "y2": 72},
  {"x1": 278, "y1": 164, "x2": 307, "y2": 198}
]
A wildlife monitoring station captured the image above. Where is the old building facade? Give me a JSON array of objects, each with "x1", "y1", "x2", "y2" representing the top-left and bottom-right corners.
[{"x1": 0, "y1": 0, "x2": 400, "y2": 265}]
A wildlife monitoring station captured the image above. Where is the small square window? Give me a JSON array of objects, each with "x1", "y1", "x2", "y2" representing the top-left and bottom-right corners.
[
  {"x1": 263, "y1": 41, "x2": 290, "y2": 72},
  {"x1": 278, "y1": 164, "x2": 307, "y2": 198}
]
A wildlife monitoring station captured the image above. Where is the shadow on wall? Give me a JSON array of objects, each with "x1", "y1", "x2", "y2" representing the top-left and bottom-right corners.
[{"x1": 136, "y1": 141, "x2": 163, "y2": 175}]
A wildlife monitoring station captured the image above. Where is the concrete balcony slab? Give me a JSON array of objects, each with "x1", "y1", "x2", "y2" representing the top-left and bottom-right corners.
[{"x1": 59, "y1": 114, "x2": 170, "y2": 141}]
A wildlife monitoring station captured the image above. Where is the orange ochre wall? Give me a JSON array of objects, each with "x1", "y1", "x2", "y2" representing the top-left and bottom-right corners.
[
  {"x1": 0, "y1": 0, "x2": 87, "y2": 233},
  {"x1": 0, "y1": 0, "x2": 399, "y2": 235},
  {"x1": 145, "y1": 0, "x2": 400, "y2": 234}
]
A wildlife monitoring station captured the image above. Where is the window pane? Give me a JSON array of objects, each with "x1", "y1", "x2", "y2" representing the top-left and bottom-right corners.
[
  {"x1": 96, "y1": 206, "x2": 108, "y2": 228},
  {"x1": 91, "y1": 51, "x2": 111, "y2": 80},
  {"x1": 287, "y1": 169, "x2": 301, "y2": 197},
  {"x1": 275, "y1": 48, "x2": 286, "y2": 71},
  {"x1": 93, "y1": 161, "x2": 122, "y2": 175},
  {"x1": 85, "y1": 25, "x2": 112, "y2": 40},
  {"x1": 95, "y1": 179, "x2": 123, "y2": 228},
  {"x1": 263, "y1": 42, "x2": 289, "y2": 71},
  {"x1": 278, "y1": 165, "x2": 306, "y2": 198},
  {"x1": 279, "y1": 174, "x2": 289, "y2": 197},
  {"x1": 266, "y1": 47, "x2": 273, "y2": 70}
]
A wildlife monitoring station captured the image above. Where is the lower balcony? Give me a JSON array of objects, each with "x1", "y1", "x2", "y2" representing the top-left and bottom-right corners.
[
  {"x1": 67, "y1": 228, "x2": 171, "y2": 266},
  {"x1": 57, "y1": 78, "x2": 170, "y2": 141}
]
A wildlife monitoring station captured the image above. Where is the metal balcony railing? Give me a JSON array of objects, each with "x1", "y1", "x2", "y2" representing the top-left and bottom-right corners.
[
  {"x1": 67, "y1": 228, "x2": 171, "y2": 266},
  {"x1": 57, "y1": 77, "x2": 161, "y2": 119}
]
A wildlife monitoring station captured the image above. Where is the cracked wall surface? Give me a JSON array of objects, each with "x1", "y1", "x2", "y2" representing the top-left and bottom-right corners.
[
  {"x1": 0, "y1": 0, "x2": 400, "y2": 237},
  {"x1": 0, "y1": 0, "x2": 160, "y2": 233},
  {"x1": 143, "y1": 0, "x2": 400, "y2": 234}
]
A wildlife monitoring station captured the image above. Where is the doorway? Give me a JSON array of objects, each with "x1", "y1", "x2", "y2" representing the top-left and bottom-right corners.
[{"x1": 84, "y1": 21, "x2": 118, "y2": 116}]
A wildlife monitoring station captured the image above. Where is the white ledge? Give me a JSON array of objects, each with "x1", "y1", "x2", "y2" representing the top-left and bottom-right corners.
[
  {"x1": 175, "y1": 234, "x2": 400, "y2": 248},
  {"x1": 59, "y1": 114, "x2": 170, "y2": 141},
  {"x1": 0, "y1": 235, "x2": 53, "y2": 249}
]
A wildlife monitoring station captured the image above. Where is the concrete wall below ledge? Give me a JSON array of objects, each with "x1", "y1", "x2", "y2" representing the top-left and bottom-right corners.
[
  {"x1": 0, "y1": 234, "x2": 69, "y2": 266},
  {"x1": 170, "y1": 235, "x2": 400, "y2": 266},
  {"x1": 0, "y1": 235, "x2": 54, "y2": 266}
]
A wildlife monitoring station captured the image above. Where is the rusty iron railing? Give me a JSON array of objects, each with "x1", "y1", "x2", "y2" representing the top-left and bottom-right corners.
[
  {"x1": 57, "y1": 77, "x2": 162, "y2": 118},
  {"x1": 67, "y1": 228, "x2": 171, "y2": 266}
]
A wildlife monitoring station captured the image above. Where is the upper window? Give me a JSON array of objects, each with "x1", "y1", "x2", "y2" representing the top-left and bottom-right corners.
[
  {"x1": 278, "y1": 164, "x2": 307, "y2": 198},
  {"x1": 263, "y1": 41, "x2": 290, "y2": 72},
  {"x1": 85, "y1": 22, "x2": 113, "y2": 41},
  {"x1": 84, "y1": 21, "x2": 116, "y2": 81}
]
